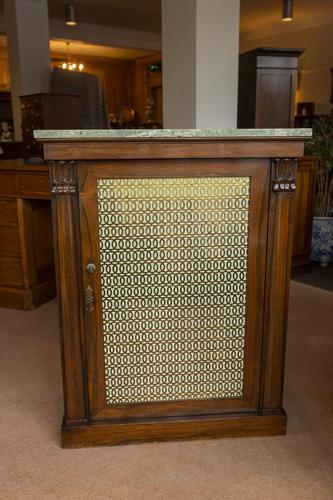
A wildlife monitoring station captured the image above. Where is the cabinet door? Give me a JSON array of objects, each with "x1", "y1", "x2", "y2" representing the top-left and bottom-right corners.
[
  {"x1": 78, "y1": 159, "x2": 270, "y2": 421},
  {"x1": 256, "y1": 68, "x2": 297, "y2": 128}
]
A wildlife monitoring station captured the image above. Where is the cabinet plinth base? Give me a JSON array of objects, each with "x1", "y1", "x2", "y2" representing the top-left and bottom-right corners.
[{"x1": 61, "y1": 410, "x2": 287, "y2": 448}]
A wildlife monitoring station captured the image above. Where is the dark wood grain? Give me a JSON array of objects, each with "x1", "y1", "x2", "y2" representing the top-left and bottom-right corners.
[
  {"x1": 292, "y1": 157, "x2": 319, "y2": 272},
  {"x1": 0, "y1": 224, "x2": 21, "y2": 258},
  {"x1": 50, "y1": 161, "x2": 88, "y2": 424},
  {"x1": 0, "y1": 256, "x2": 23, "y2": 287},
  {"x1": 62, "y1": 411, "x2": 287, "y2": 448},
  {"x1": 43, "y1": 139, "x2": 305, "y2": 161},
  {"x1": 255, "y1": 69, "x2": 297, "y2": 128},
  {"x1": 0, "y1": 161, "x2": 55, "y2": 309},
  {"x1": 238, "y1": 48, "x2": 303, "y2": 128},
  {"x1": 0, "y1": 198, "x2": 18, "y2": 224},
  {"x1": 261, "y1": 182, "x2": 295, "y2": 410}
]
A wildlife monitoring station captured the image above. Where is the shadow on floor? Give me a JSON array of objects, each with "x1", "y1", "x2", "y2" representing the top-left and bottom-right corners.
[{"x1": 292, "y1": 262, "x2": 333, "y2": 292}]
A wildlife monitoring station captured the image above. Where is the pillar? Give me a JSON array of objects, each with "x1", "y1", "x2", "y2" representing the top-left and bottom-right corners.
[
  {"x1": 4, "y1": 0, "x2": 51, "y2": 140},
  {"x1": 162, "y1": 0, "x2": 240, "y2": 129}
]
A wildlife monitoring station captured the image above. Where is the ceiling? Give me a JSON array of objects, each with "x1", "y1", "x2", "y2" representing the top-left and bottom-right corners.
[
  {"x1": 0, "y1": 0, "x2": 333, "y2": 34},
  {"x1": 0, "y1": 0, "x2": 332, "y2": 59},
  {"x1": 48, "y1": 0, "x2": 161, "y2": 33},
  {"x1": 240, "y1": 0, "x2": 333, "y2": 35},
  {"x1": 47, "y1": 0, "x2": 333, "y2": 35}
]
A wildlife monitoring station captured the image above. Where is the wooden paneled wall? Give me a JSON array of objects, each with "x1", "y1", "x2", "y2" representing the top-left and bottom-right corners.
[
  {"x1": 0, "y1": 48, "x2": 10, "y2": 91},
  {"x1": 1, "y1": 47, "x2": 162, "y2": 125},
  {"x1": 130, "y1": 52, "x2": 162, "y2": 124},
  {"x1": 51, "y1": 52, "x2": 162, "y2": 124}
]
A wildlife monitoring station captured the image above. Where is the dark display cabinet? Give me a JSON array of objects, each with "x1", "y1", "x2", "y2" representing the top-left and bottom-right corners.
[
  {"x1": 238, "y1": 48, "x2": 304, "y2": 128},
  {"x1": 20, "y1": 93, "x2": 82, "y2": 155}
]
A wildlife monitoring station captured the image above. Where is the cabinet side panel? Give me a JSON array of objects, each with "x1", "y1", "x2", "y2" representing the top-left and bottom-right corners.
[{"x1": 292, "y1": 158, "x2": 318, "y2": 269}]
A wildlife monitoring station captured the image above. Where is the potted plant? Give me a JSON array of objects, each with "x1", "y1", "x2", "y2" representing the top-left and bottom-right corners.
[{"x1": 305, "y1": 115, "x2": 333, "y2": 267}]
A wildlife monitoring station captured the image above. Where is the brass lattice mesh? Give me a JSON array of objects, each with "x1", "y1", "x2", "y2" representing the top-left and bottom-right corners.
[{"x1": 97, "y1": 177, "x2": 250, "y2": 404}]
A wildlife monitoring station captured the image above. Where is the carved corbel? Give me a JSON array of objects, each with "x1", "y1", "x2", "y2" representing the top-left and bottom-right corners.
[
  {"x1": 48, "y1": 160, "x2": 77, "y2": 194},
  {"x1": 272, "y1": 158, "x2": 297, "y2": 193}
]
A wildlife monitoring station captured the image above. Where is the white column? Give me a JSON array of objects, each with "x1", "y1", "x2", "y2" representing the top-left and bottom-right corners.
[
  {"x1": 162, "y1": 0, "x2": 240, "y2": 129},
  {"x1": 4, "y1": 0, "x2": 51, "y2": 140},
  {"x1": 161, "y1": 0, "x2": 196, "y2": 128}
]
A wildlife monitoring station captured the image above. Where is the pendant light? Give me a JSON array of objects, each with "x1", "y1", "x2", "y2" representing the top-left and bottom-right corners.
[
  {"x1": 65, "y1": 2, "x2": 77, "y2": 26},
  {"x1": 282, "y1": 0, "x2": 293, "y2": 22}
]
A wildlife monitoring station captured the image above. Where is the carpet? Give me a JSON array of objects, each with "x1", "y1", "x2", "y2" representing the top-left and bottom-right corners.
[
  {"x1": 0, "y1": 281, "x2": 332, "y2": 499},
  {"x1": 293, "y1": 263, "x2": 333, "y2": 292}
]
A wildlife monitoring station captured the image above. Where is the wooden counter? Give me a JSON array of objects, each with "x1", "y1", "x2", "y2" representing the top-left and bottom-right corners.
[
  {"x1": 0, "y1": 159, "x2": 55, "y2": 309},
  {"x1": 37, "y1": 128, "x2": 311, "y2": 448}
]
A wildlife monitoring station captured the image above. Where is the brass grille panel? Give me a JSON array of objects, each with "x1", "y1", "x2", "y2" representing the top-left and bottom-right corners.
[{"x1": 97, "y1": 177, "x2": 250, "y2": 404}]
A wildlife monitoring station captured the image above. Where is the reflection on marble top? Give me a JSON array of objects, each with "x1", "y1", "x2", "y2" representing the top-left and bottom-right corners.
[{"x1": 34, "y1": 128, "x2": 312, "y2": 140}]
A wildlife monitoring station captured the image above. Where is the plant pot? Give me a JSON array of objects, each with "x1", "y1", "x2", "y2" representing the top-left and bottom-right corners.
[{"x1": 311, "y1": 217, "x2": 333, "y2": 267}]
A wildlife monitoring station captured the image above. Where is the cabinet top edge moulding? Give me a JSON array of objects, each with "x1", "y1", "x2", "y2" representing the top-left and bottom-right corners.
[{"x1": 35, "y1": 128, "x2": 312, "y2": 161}]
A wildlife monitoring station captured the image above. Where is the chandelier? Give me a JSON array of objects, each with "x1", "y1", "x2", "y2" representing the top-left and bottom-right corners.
[
  {"x1": 61, "y1": 61, "x2": 84, "y2": 71},
  {"x1": 60, "y1": 42, "x2": 84, "y2": 72}
]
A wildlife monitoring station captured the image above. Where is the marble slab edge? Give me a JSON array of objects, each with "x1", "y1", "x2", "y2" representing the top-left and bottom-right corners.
[{"x1": 34, "y1": 128, "x2": 312, "y2": 141}]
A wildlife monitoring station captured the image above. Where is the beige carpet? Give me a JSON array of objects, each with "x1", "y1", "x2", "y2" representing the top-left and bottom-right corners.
[{"x1": 0, "y1": 281, "x2": 332, "y2": 500}]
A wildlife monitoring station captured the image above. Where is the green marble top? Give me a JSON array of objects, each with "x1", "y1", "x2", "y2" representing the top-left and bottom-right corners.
[{"x1": 34, "y1": 128, "x2": 312, "y2": 140}]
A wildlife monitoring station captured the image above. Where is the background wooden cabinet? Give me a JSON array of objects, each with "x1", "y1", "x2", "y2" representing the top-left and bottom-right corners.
[
  {"x1": 20, "y1": 93, "x2": 83, "y2": 155},
  {"x1": 238, "y1": 48, "x2": 304, "y2": 128}
]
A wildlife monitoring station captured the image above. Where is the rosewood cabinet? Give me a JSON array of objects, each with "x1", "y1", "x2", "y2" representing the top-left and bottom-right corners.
[{"x1": 36, "y1": 129, "x2": 310, "y2": 448}]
